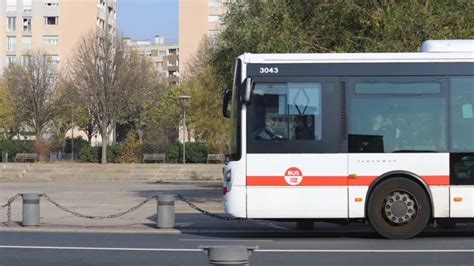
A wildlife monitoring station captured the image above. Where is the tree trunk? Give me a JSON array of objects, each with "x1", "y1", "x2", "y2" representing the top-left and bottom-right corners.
[
  {"x1": 101, "y1": 121, "x2": 108, "y2": 164},
  {"x1": 112, "y1": 121, "x2": 116, "y2": 145},
  {"x1": 137, "y1": 126, "x2": 144, "y2": 145}
]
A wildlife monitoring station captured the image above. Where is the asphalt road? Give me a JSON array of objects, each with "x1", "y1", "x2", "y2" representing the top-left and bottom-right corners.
[{"x1": 2, "y1": 226, "x2": 474, "y2": 266}]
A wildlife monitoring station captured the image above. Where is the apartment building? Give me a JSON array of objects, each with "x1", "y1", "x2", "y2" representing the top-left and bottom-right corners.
[
  {"x1": 0, "y1": 0, "x2": 116, "y2": 73},
  {"x1": 179, "y1": 0, "x2": 227, "y2": 76},
  {"x1": 124, "y1": 36, "x2": 179, "y2": 86}
]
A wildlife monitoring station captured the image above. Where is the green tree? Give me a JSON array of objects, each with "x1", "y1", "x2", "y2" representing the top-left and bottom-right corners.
[
  {"x1": 187, "y1": 67, "x2": 229, "y2": 153},
  {"x1": 123, "y1": 50, "x2": 165, "y2": 144},
  {"x1": 120, "y1": 130, "x2": 141, "y2": 163},
  {"x1": 0, "y1": 79, "x2": 16, "y2": 138},
  {"x1": 4, "y1": 51, "x2": 62, "y2": 139},
  {"x1": 213, "y1": 0, "x2": 474, "y2": 82}
]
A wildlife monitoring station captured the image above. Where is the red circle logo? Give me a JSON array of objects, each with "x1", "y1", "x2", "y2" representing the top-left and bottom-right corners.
[{"x1": 284, "y1": 167, "x2": 303, "y2": 186}]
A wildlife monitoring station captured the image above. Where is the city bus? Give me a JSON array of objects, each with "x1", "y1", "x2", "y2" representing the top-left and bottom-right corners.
[{"x1": 222, "y1": 40, "x2": 474, "y2": 239}]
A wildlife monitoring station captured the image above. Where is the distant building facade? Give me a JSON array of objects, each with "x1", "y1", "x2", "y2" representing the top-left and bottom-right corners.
[
  {"x1": 124, "y1": 36, "x2": 179, "y2": 86},
  {"x1": 179, "y1": 0, "x2": 227, "y2": 76},
  {"x1": 0, "y1": 0, "x2": 117, "y2": 73}
]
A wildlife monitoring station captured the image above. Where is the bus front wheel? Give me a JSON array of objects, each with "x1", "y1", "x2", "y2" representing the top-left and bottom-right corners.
[{"x1": 367, "y1": 178, "x2": 430, "y2": 239}]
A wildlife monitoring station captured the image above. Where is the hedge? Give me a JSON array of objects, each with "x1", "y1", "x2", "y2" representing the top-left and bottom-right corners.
[{"x1": 165, "y1": 142, "x2": 213, "y2": 163}]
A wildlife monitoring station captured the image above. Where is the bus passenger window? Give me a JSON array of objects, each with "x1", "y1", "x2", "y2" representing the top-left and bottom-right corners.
[
  {"x1": 251, "y1": 83, "x2": 322, "y2": 141},
  {"x1": 349, "y1": 80, "x2": 447, "y2": 153},
  {"x1": 451, "y1": 77, "x2": 474, "y2": 151}
]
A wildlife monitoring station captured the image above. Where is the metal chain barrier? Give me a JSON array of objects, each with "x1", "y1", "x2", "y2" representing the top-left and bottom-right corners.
[
  {"x1": 1, "y1": 193, "x2": 21, "y2": 224},
  {"x1": 176, "y1": 194, "x2": 247, "y2": 221},
  {"x1": 2, "y1": 193, "x2": 246, "y2": 223},
  {"x1": 41, "y1": 194, "x2": 157, "y2": 220}
]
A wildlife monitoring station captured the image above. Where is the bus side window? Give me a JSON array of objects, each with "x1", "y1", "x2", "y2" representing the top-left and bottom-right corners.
[{"x1": 451, "y1": 77, "x2": 474, "y2": 151}]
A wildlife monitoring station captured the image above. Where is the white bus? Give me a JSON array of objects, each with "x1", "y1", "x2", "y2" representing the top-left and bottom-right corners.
[{"x1": 222, "y1": 40, "x2": 474, "y2": 239}]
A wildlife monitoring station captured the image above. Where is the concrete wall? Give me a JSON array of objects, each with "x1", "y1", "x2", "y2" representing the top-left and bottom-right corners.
[{"x1": 0, "y1": 163, "x2": 223, "y2": 181}]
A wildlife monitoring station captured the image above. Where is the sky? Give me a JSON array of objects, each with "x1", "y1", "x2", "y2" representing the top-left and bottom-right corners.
[{"x1": 117, "y1": 0, "x2": 179, "y2": 43}]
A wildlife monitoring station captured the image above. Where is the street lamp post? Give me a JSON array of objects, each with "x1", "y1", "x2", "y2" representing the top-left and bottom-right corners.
[{"x1": 178, "y1": 96, "x2": 191, "y2": 164}]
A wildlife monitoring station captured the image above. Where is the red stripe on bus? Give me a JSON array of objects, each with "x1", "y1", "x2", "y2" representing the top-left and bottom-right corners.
[
  {"x1": 246, "y1": 175, "x2": 450, "y2": 186},
  {"x1": 246, "y1": 176, "x2": 347, "y2": 186},
  {"x1": 421, "y1": 175, "x2": 450, "y2": 185}
]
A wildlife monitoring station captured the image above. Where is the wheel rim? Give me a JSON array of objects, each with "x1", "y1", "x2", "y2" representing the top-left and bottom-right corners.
[{"x1": 382, "y1": 191, "x2": 417, "y2": 226}]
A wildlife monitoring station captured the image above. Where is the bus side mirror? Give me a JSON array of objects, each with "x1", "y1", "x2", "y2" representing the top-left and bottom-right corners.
[
  {"x1": 242, "y1": 78, "x2": 254, "y2": 104},
  {"x1": 222, "y1": 88, "x2": 231, "y2": 118}
]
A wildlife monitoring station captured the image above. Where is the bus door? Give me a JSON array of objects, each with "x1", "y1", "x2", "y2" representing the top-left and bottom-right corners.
[{"x1": 245, "y1": 79, "x2": 348, "y2": 219}]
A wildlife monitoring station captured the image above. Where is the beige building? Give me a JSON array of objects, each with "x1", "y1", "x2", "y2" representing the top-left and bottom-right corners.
[
  {"x1": 124, "y1": 36, "x2": 179, "y2": 86},
  {"x1": 179, "y1": 0, "x2": 227, "y2": 76},
  {"x1": 0, "y1": 0, "x2": 116, "y2": 73}
]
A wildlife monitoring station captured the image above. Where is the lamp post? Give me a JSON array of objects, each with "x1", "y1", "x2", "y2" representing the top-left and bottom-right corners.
[
  {"x1": 71, "y1": 107, "x2": 74, "y2": 161},
  {"x1": 178, "y1": 95, "x2": 191, "y2": 164}
]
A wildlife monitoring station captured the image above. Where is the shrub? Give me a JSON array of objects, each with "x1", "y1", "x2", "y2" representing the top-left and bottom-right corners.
[
  {"x1": 79, "y1": 146, "x2": 99, "y2": 163},
  {"x1": 165, "y1": 142, "x2": 181, "y2": 163},
  {"x1": 64, "y1": 137, "x2": 90, "y2": 155},
  {"x1": 0, "y1": 140, "x2": 34, "y2": 162},
  {"x1": 33, "y1": 139, "x2": 48, "y2": 161},
  {"x1": 121, "y1": 131, "x2": 140, "y2": 163},
  {"x1": 165, "y1": 142, "x2": 213, "y2": 163},
  {"x1": 107, "y1": 144, "x2": 123, "y2": 163}
]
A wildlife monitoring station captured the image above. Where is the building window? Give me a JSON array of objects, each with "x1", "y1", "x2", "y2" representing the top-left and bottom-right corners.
[
  {"x1": 168, "y1": 60, "x2": 178, "y2": 67},
  {"x1": 208, "y1": 29, "x2": 219, "y2": 37},
  {"x1": 168, "y1": 48, "x2": 178, "y2": 55},
  {"x1": 6, "y1": 0, "x2": 17, "y2": 12},
  {"x1": 47, "y1": 55, "x2": 60, "y2": 65},
  {"x1": 23, "y1": 0, "x2": 32, "y2": 13},
  {"x1": 159, "y1": 50, "x2": 166, "y2": 56},
  {"x1": 208, "y1": 15, "x2": 221, "y2": 23},
  {"x1": 22, "y1": 36, "x2": 32, "y2": 51},
  {"x1": 7, "y1": 37, "x2": 16, "y2": 52},
  {"x1": 7, "y1": 17, "x2": 16, "y2": 32},
  {"x1": 44, "y1": 0, "x2": 59, "y2": 7},
  {"x1": 208, "y1": 0, "x2": 222, "y2": 8},
  {"x1": 23, "y1": 17, "x2": 32, "y2": 32},
  {"x1": 160, "y1": 71, "x2": 167, "y2": 78},
  {"x1": 43, "y1": 36, "x2": 59, "y2": 45},
  {"x1": 6, "y1": 56, "x2": 16, "y2": 65},
  {"x1": 97, "y1": 18, "x2": 105, "y2": 29},
  {"x1": 44, "y1": 16, "x2": 59, "y2": 25},
  {"x1": 156, "y1": 62, "x2": 163, "y2": 68},
  {"x1": 22, "y1": 55, "x2": 31, "y2": 67}
]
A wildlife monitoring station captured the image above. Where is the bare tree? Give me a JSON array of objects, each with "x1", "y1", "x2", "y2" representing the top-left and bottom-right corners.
[
  {"x1": 4, "y1": 51, "x2": 61, "y2": 139},
  {"x1": 68, "y1": 30, "x2": 132, "y2": 163}
]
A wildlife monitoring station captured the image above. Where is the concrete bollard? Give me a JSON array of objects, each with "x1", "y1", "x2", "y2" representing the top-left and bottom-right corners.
[
  {"x1": 157, "y1": 195, "x2": 175, "y2": 228},
  {"x1": 21, "y1": 193, "x2": 41, "y2": 226},
  {"x1": 200, "y1": 245, "x2": 258, "y2": 266}
]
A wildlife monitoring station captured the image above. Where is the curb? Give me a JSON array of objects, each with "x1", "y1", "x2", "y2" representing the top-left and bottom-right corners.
[{"x1": 0, "y1": 225, "x2": 182, "y2": 234}]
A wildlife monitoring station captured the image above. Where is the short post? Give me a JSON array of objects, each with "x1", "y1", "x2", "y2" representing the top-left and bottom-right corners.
[
  {"x1": 156, "y1": 195, "x2": 175, "y2": 228},
  {"x1": 200, "y1": 245, "x2": 258, "y2": 266},
  {"x1": 2, "y1": 152, "x2": 8, "y2": 163},
  {"x1": 21, "y1": 193, "x2": 41, "y2": 226}
]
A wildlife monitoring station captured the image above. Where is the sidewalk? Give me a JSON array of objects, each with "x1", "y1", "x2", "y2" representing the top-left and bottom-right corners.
[{"x1": 0, "y1": 179, "x2": 294, "y2": 233}]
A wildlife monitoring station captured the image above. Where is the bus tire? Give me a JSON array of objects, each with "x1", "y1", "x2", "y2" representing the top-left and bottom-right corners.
[{"x1": 367, "y1": 177, "x2": 430, "y2": 239}]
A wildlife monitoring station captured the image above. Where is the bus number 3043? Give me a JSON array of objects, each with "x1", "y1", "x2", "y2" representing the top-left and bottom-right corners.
[{"x1": 259, "y1": 67, "x2": 279, "y2": 74}]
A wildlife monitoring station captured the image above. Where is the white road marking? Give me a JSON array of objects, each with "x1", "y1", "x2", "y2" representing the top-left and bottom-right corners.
[
  {"x1": 257, "y1": 249, "x2": 474, "y2": 253},
  {"x1": 0, "y1": 246, "x2": 474, "y2": 253},
  {"x1": 179, "y1": 239, "x2": 273, "y2": 242},
  {"x1": 0, "y1": 246, "x2": 201, "y2": 252}
]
